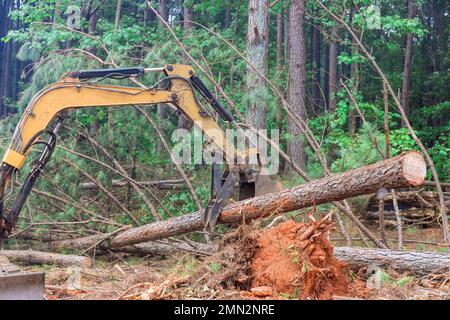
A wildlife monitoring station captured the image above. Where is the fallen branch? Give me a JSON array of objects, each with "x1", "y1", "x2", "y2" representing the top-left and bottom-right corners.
[
  {"x1": 79, "y1": 179, "x2": 186, "y2": 190},
  {"x1": 0, "y1": 250, "x2": 92, "y2": 267}
]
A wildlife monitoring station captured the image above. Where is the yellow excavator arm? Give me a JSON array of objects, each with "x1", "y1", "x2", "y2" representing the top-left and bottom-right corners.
[
  {"x1": 3, "y1": 64, "x2": 235, "y2": 169},
  {"x1": 0, "y1": 64, "x2": 255, "y2": 243}
]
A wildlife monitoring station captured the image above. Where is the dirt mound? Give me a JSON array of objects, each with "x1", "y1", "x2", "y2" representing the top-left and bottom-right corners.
[
  {"x1": 250, "y1": 215, "x2": 349, "y2": 299},
  {"x1": 188, "y1": 214, "x2": 359, "y2": 299}
]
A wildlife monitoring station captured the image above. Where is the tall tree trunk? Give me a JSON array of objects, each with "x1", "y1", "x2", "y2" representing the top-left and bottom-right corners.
[
  {"x1": 1, "y1": 0, "x2": 12, "y2": 116},
  {"x1": 11, "y1": 35, "x2": 19, "y2": 102},
  {"x1": 88, "y1": 10, "x2": 98, "y2": 49},
  {"x1": 323, "y1": 42, "x2": 330, "y2": 109},
  {"x1": 144, "y1": 4, "x2": 156, "y2": 25},
  {"x1": 311, "y1": 22, "x2": 321, "y2": 114},
  {"x1": 183, "y1": 3, "x2": 193, "y2": 30},
  {"x1": 114, "y1": 0, "x2": 123, "y2": 30},
  {"x1": 276, "y1": 13, "x2": 283, "y2": 68},
  {"x1": 178, "y1": 0, "x2": 195, "y2": 130},
  {"x1": 401, "y1": 0, "x2": 417, "y2": 126},
  {"x1": 283, "y1": 7, "x2": 290, "y2": 65},
  {"x1": 88, "y1": 8, "x2": 99, "y2": 132},
  {"x1": 225, "y1": 0, "x2": 232, "y2": 29},
  {"x1": 287, "y1": 0, "x2": 307, "y2": 172},
  {"x1": 275, "y1": 12, "x2": 283, "y2": 130},
  {"x1": 10, "y1": 0, "x2": 20, "y2": 103},
  {"x1": 234, "y1": 0, "x2": 242, "y2": 34},
  {"x1": 157, "y1": 0, "x2": 169, "y2": 141},
  {"x1": 0, "y1": 0, "x2": 12, "y2": 116},
  {"x1": 348, "y1": 10, "x2": 359, "y2": 136},
  {"x1": 109, "y1": 0, "x2": 123, "y2": 147},
  {"x1": 158, "y1": 0, "x2": 168, "y2": 29},
  {"x1": 246, "y1": 0, "x2": 269, "y2": 130},
  {"x1": 328, "y1": 25, "x2": 339, "y2": 112}
]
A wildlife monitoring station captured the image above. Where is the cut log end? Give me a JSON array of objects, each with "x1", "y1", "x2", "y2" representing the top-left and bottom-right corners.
[{"x1": 402, "y1": 151, "x2": 426, "y2": 186}]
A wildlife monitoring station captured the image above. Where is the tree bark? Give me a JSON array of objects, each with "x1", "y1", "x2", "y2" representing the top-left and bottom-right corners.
[
  {"x1": 50, "y1": 152, "x2": 426, "y2": 249},
  {"x1": 87, "y1": 6, "x2": 99, "y2": 131},
  {"x1": 178, "y1": 0, "x2": 195, "y2": 130},
  {"x1": 156, "y1": 0, "x2": 169, "y2": 141},
  {"x1": 276, "y1": 13, "x2": 283, "y2": 69},
  {"x1": 183, "y1": 2, "x2": 194, "y2": 29},
  {"x1": 275, "y1": 12, "x2": 283, "y2": 129},
  {"x1": 287, "y1": 0, "x2": 307, "y2": 172},
  {"x1": 348, "y1": 9, "x2": 359, "y2": 135},
  {"x1": 0, "y1": 0, "x2": 12, "y2": 116},
  {"x1": 108, "y1": 0, "x2": 123, "y2": 146},
  {"x1": 51, "y1": 237, "x2": 213, "y2": 256},
  {"x1": 283, "y1": 7, "x2": 289, "y2": 65},
  {"x1": 246, "y1": 0, "x2": 269, "y2": 130},
  {"x1": 401, "y1": 0, "x2": 417, "y2": 126},
  {"x1": 334, "y1": 247, "x2": 450, "y2": 275},
  {"x1": 88, "y1": 9, "x2": 98, "y2": 35},
  {"x1": 225, "y1": 0, "x2": 232, "y2": 29},
  {"x1": 0, "y1": 250, "x2": 91, "y2": 267},
  {"x1": 11, "y1": 0, "x2": 20, "y2": 102},
  {"x1": 311, "y1": 21, "x2": 321, "y2": 113},
  {"x1": 111, "y1": 241, "x2": 212, "y2": 256},
  {"x1": 323, "y1": 42, "x2": 330, "y2": 108},
  {"x1": 114, "y1": 0, "x2": 123, "y2": 30},
  {"x1": 328, "y1": 25, "x2": 339, "y2": 112},
  {"x1": 158, "y1": 0, "x2": 168, "y2": 28},
  {"x1": 234, "y1": 0, "x2": 242, "y2": 34}
]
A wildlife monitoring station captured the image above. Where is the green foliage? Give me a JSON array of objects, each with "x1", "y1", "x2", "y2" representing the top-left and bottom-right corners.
[
  {"x1": 208, "y1": 262, "x2": 222, "y2": 273},
  {"x1": 390, "y1": 128, "x2": 418, "y2": 155},
  {"x1": 0, "y1": 0, "x2": 448, "y2": 235},
  {"x1": 396, "y1": 276, "x2": 414, "y2": 287}
]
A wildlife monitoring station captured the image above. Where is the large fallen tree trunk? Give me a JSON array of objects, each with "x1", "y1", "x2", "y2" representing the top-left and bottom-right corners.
[
  {"x1": 52, "y1": 152, "x2": 426, "y2": 250},
  {"x1": 79, "y1": 179, "x2": 186, "y2": 190},
  {"x1": 0, "y1": 250, "x2": 92, "y2": 267},
  {"x1": 334, "y1": 247, "x2": 450, "y2": 275}
]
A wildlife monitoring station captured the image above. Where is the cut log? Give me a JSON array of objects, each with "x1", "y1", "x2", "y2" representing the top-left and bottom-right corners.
[
  {"x1": 52, "y1": 238, "x2": 213, "y2": 256},
  {"x1": 365, "y1": 208, "x2": 435, "y2": 223},
  {"x1": 109, "y1": 241, "x2": 213, "y2": 256},
  {"x1": 0, "y1": 250, "x2": 92, "y2": 267},
  {"x1": 79, "y1": 179, "x2": 186, "y2": 190},
  {"x1": 334, "y1": 247, "x2": 450, "y2": 275},
  {"x1": 424, "y1": 180, "x2": 450, "y2": 188},
  {"x1": 51, "y1": 152, "x2": 426, "y2": 250}
]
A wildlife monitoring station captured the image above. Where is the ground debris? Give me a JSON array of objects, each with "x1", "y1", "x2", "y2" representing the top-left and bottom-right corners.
[{"x1": 183, "y1": 214, "x2": 367, "y2": 300}]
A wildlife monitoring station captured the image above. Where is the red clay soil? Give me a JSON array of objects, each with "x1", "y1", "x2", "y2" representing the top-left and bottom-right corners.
[{"x1": 251, "y1": 217, "x2": 350, "y2": 299}]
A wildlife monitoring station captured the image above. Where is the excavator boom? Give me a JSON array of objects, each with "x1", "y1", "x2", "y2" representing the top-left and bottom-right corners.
[{"x1": 0, "y1": 64, "x2": 260, "y2": 300}]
